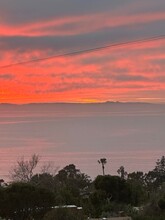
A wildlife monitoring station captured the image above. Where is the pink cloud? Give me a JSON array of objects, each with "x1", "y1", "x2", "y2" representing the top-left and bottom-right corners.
[
  {"x1": 1, "y1": 11, "x2": 165, "y2": 37},
  {"x1": 0, "y1": 31, "x2": 165, "y2": 103}
]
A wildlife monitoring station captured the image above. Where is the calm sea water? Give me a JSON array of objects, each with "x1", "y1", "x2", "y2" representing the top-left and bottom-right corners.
[{"x1": 0, "y1": 103, "x2": 165, "y2": 181}]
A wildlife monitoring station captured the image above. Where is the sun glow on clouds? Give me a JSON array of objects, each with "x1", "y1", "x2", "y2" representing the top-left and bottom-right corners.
[
  {"x1": 0, "y1": 0, "x2": 165, "y2": 103},
  {"x1": 1, "y1": 11, "x2": 165, "y2": 37}
]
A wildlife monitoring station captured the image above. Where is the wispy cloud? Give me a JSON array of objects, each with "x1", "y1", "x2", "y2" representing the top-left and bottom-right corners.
[{"x1": 0, "y1": 0, "x2": 165, "y2": 103}]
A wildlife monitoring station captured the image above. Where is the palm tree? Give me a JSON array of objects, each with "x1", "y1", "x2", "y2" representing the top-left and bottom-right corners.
[{"x1": 98, "y1": 158, "x2": 107, "y2": 175}]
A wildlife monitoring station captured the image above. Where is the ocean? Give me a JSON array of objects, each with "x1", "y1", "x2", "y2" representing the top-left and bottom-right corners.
[{"x1": 0, "y1": 102, "x2": 164, "y2": 181}]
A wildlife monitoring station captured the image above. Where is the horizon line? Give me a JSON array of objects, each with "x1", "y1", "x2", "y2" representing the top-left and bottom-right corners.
[{"x1": 0, "y1": 101, "x2": 162, "y2": 105}]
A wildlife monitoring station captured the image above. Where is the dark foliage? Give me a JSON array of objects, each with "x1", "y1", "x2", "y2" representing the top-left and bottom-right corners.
[
  {"x1": 43, "y1": 207, "x2": 85, "y2": 220},
  {"x1": 0, "y1": 182, "x2": 54, "y2": 220},
  {"x1": 94, "y1": 175, "x2": 132, "y2": 203}
]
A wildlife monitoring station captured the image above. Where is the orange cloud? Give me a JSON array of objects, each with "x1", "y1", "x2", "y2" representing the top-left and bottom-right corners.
[{"x1": 0, "y1": 28, "x2": 165, "y2": 103}]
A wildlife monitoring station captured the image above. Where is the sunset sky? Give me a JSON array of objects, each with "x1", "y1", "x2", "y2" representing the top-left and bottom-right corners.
[{"x1": 1, "y1": 0, "x2": 165, "y2": 103}]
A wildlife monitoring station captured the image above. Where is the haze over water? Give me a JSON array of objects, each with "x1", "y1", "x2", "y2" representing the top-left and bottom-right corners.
[{"x1": 0, "y1": 102, "x2": 165, "y2": 181}]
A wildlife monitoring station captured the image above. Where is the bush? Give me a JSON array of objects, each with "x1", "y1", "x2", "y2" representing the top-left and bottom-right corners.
[
  {"x1": 158, "y1": 198, "x2": 165, "y2": 210},
  {"x1": 132, "y1": 215, "x2": 165, "y2": 220},
  {"x1": 43, "y1": 207, "x2": 85, "y2": 220},
  {"x1": 0, "y1": 182, "x2": 55, "y2": 220}
]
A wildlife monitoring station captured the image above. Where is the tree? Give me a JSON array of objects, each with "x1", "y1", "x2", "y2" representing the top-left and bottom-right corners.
[
  {"x1": 98, "y1": 158, "x2": 107, "y2": 175},
  {"x1": 56, "y1": 164, "x2": 91, "y2": 189},
  {"x1": 145, "y1": 156, "x2": 165, "y2": 190},
  {"x1": 128, "y1": 171, "x2": 145, "y2": 185},
  {"x1": 94, "y1": 175, "x2": 131, "y2": 204},
  {"x1": 117, "y1": 166, "x2": 127, "y2": 179},
  {"x1": 127, "y1": 171, "x2": 148, "y2": 205},
  {"x1": 30, "y1": 173, "x2": 56, "y2": 192},
  {"x1": 10, "y1": 154, "x2": 39, "y2": 182},
  {"x1": 153, "y1": 155, "x2": 165, "y2": 187},
  {"x1": 55, "y1": 164, "x2": 91, "y2": 205},
  {"x1": 40, "y1": 161, "x2": 59, "y2": 176},
  {"x1": 0, "y1": 182, "x2": 55, "y2": 220},
  {"x1": 154, "y1": 156, "x2": 165, "y2": 173}
]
